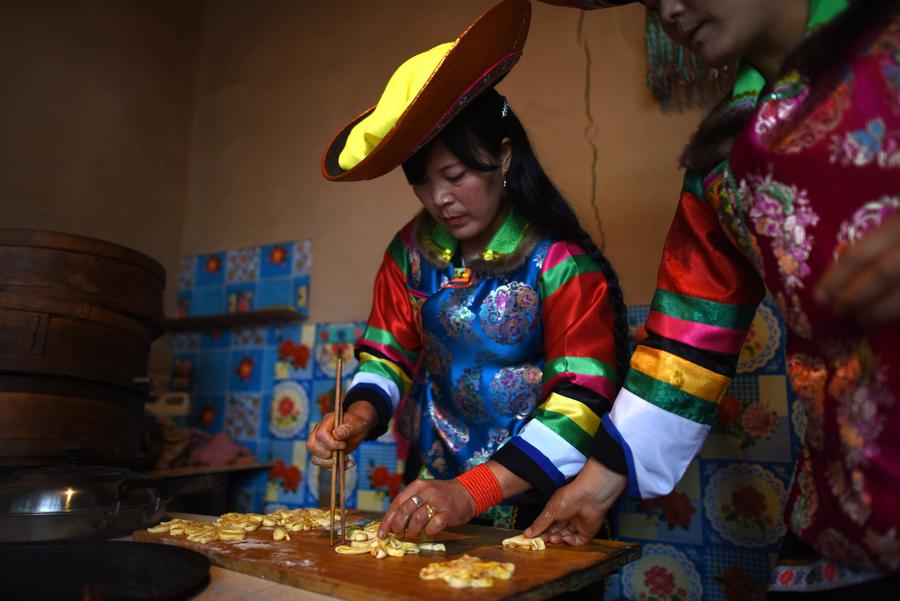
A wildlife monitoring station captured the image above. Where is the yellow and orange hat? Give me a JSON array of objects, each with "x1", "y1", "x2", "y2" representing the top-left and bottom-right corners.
[{"x1": 321, "y1": 0, "x2": 531, "y2": 182}]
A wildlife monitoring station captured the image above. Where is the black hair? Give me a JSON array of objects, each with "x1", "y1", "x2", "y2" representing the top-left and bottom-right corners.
[
  {"x1": 681, "y1": 0, "x2": 897, "y2": 171},
  {"x1": 402, "y1": 88, "x2": 631, "y2": 385}
]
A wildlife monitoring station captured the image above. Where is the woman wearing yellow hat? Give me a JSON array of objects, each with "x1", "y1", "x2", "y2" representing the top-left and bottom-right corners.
[{"x1": 310, "y1": 0, "x2": 629, "y2": 538}]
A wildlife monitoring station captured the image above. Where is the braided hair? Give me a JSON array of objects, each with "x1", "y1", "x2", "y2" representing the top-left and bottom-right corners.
[{"x1": 401, "y1": 88, "x2": 630, "y2": 386}]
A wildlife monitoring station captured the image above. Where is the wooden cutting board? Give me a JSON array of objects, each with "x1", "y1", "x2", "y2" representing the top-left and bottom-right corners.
[{"x1": 133, "y1": 515, "x2": 640, "y2": 601}]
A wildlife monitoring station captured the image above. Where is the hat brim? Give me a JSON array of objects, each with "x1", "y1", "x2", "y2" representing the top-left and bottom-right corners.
[
  {"x1": 538, "y1": 0, "x2": 636, "y2": 7},
  {"x1": 322, "y1": 0, "x2": 531, "y2": 182}
]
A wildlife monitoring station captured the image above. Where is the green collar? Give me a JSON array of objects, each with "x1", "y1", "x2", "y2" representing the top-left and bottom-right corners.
[
  {"x1": 427, "y1": 209, "x2": 530, "y2": 263},
  {"x1": 732, "y1": 0, "x2": 848, "y2": 99}
]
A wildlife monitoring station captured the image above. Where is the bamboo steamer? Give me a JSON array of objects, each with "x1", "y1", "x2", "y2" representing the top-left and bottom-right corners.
[{"x1": 0, "y1": 229, "x2": 166, "y2": 466}]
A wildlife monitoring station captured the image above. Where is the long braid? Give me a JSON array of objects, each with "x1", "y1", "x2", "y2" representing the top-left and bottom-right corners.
[{"x1": 573, "y1": 231, "x2": 630, "y2": 386}]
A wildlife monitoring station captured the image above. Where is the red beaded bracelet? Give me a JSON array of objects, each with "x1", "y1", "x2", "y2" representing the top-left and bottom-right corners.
[{"x1": 455, "y1": 463, "x2": 503, "y2": 515}]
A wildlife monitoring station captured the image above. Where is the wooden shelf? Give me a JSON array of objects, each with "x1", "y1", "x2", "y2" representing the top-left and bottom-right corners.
[
  {"x1": 165, "y1": 306, "x2": 303, "y2": 332},
  {"x1": 142, "y1": 461, "x2": 274, "y2": 479}
]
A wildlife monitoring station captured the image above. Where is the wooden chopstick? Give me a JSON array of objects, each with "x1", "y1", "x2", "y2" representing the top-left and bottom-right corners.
[
  {"x1": 336, "y1": 357, "x2": 346, "y2": 544},
  {"x1": 329, "y1": 357, "x2": 344, "y2": 546}
]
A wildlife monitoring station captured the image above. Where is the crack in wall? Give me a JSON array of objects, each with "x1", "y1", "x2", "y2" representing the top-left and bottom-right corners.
[{"x1": 577, "y1": 11, "x2": 605, "y2": 250}]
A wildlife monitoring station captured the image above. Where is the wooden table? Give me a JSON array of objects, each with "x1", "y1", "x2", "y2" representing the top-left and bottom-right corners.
[{"x1": 134, "y1": 514, "x2": 641, "y2": 601}]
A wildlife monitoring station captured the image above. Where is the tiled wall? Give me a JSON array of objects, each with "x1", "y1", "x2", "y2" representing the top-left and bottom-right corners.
[
  {"x1": 171, "y1": 321, "x2": 400, "y2": 514},
  {"x1": 176, "y1": 241, "x2": 311, "y2": 318},
  {"x1": 172, "y1": 242, "x2": 798, "y2": 599},
  {"x1": 172, "y1": 240, "x2": 402, "y2": 515}
]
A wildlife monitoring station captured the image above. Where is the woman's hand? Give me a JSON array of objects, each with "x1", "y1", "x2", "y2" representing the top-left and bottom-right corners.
[
  {"x1": 377, "y1": 478, "x2": 476, "y2": 539},
  {"x1": 524, "y1": 458, "x2": 626, "y2": 545},
  {"x1": 306, "y1": 401, "x2": 377, "y2": 469},
  {"x1": 815, "y1": 213, "x2": 900, "y2": 328}
]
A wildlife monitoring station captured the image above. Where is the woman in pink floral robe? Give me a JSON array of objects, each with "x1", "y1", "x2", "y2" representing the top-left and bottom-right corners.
[
  {"x1": 725, "y1": 7, "x2": 900, "y2": 591},
  {"x1": 531, "y1": 0, "x2": 899, "y2": 595}
]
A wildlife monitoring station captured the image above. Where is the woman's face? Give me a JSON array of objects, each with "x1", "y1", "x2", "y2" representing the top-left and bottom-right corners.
[
  {"x1": 645, "y1": 0, "x2": 783, "y2": 67},
  {"x1": 412, "y1": 138, "x2": 511, "y2": 253}
]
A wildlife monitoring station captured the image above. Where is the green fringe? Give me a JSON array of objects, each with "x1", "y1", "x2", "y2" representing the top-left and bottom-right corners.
[{"x1": 644, "y1": 10, "x2": 735, "y2": 112}]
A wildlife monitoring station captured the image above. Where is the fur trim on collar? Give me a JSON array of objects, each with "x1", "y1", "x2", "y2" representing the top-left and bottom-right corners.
[{"x1": 411, "y1": 210, "x2": 541, "y2": 277}]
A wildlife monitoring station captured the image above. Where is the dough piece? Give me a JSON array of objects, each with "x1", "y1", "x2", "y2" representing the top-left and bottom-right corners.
[
  {"x1": 420, "y1": 554, "x2": 515, "y2": 588},
  {"x1": 502, "y1": 534, "x2": 546, "y2": 551},
  {"x1": 417, "y1": 542, "x2": 447, "y2": 552},
  {"x1": 334, "y1": 521, "x2": 423, "y2": 558},
  {"x1": 146, "y1": 507, "x2": 342, "y2": 543}
]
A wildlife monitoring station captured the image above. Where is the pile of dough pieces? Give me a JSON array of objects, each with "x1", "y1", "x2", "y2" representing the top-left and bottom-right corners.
[
  {"x1": 146, "y1": 508, "x2": 341, "y2": 544},
  {"x1": 334, "y1": 521, "x2": 446, "y2": 558}
]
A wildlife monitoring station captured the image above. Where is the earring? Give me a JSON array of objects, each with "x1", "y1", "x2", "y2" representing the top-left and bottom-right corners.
[{"x1": 503, "y1": 178, "x2": 507, "y2": 189}]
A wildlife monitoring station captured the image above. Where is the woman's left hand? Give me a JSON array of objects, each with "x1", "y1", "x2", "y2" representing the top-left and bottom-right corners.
[{"x1": 377, "y1": 478, "x2": 476, "y2": 539}]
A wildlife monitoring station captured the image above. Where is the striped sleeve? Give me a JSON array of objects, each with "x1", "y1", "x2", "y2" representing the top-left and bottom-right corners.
[
  {"x1": 596, "y1": 178, "x2": 766, "y2": 499},
  {"x1": 491, "y1": 240, "x2": 620, "y2": 497},
  {"x1": 344, "y1": 229, "x2": 422, "y2": 439}
]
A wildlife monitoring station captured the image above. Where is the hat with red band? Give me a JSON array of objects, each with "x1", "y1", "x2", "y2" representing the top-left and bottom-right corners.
[{"x1": 322, "y1": 0, "x2": 531, "y2": 182}]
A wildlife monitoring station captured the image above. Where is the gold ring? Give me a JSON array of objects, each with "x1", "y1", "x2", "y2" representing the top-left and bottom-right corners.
[
  {"x1": 425, "y1": 504, "x2": 437, "y2": 520},
  {"x1": 409, "y1": 495, "x2": 424, "y2": 508}
]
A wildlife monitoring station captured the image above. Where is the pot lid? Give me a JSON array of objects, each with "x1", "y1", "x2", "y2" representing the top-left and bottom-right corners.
[{"x1": 0, "y1": 465, "x2": 164, "y2": 515}]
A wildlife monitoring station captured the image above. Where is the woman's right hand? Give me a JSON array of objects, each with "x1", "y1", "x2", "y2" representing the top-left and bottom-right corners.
[
  {"x1": 306, "y1": 401, "x2": 378, "y2": 469},
  {"x1": 524, "y1": 458, "x2": 627, "y2": 545}
]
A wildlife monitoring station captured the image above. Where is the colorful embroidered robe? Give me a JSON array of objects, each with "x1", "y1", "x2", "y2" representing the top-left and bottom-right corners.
[
  {"x1": 344, "y1": 209, "x2": 620, "y2": 496},
  {"x1": 590, "y1": 2, "x2": 900, "y2": 575}
]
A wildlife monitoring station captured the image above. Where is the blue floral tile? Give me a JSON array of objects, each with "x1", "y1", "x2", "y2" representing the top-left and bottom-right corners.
[
  {"x1": 260, "y1": 348, "x2": 277, "y2": 394},
  {"x1": 293, "y1": 240, "x2": 312, "y2": 275},
  {"x1": 190, "y1": 394, "x2": 225, "y2": 433},
  {"x1": 260, "y1": 243, "x2": 293, "y2": 279},
  {"x1": 267, "y1": 380, "x2": 312, "y2": 441},
  {"x1": 619, "y1": 543, "x2": 704, "y2": 601},
  {"x1": 702, "y1": 545, "x2": 771, "y2": 601},
  {"x1": 293, "y1": 276, "x2": 310, "y2": 317},
  {"x1": 226, "y1": 247, "x2": 260, "y2": 284},
  {"x1": 313, "y1": 322, "x2": 362, "y2": 378},
  {"x1": 257, "y1": 277, "x2": 292, "y2": 308},
  {"x1": 617, "y1": 466, "x2": 704, "y2": 545},
  {"x1": 268, "y1": 440, "x2": 295, "y2": 463},
  {"x1": 230, "y1": 349, "x2": 263, "y2": 392},
  {"x1": 225, "y1": 393, "x2": 262, "y2": 440},
  {"x1": 231, "y1": 328, "x2": 267, "y2": 349},
  {"x1": 701, "y1": 461, "x2": 790, "y2": 552},
  {"x1": 309, "y1": 379, "x2": 336, "y2": 425},
  {"x1": 177, "y1": 256, "x2": 196, "y2": 290},
  {"x1": 357, "y1": 441, "x2": 403, "y2": 512},
  {"x1": 195, "y1": 253, "x2": 226, "y2": 287},
  {"x1": 226, "y1": 282, "x2": 257, "y2": 314},
  {"x1": 268, "y1": 324, "x2": 302, "y2": 347},
  {"x1": 191, "y1": 286, "x2": 226, "y2": 316}
]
